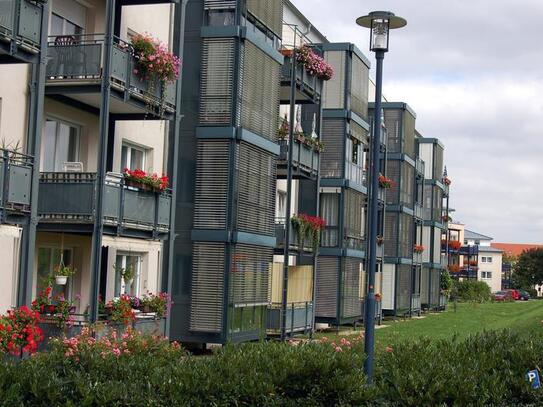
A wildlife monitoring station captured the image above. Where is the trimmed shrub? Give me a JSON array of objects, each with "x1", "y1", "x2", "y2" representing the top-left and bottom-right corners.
[{"x1": 454, "y1": 279, "x2": 492, "y2": 302}]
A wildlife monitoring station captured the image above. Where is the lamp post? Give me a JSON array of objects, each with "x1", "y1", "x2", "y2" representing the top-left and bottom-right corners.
[{"x1": 356, "y1": 11, "x2": 406, "y2": 383}]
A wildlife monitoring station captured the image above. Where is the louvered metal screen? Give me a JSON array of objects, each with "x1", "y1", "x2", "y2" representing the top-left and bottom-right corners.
[
  {"x1": 399, "y1": 213, "x2": 414, "y2": 258},
  {"x1": 434, "y1": 144, "x2": 444, "y2": 180},
  {"x1": 193, "y1": 141, "x2": 230, "y2": 229},
  {"x1": 384, "y1": 212, "x2": 398, "y2": 257},
  {"x1": 350, "y1": 54, "x2": 369, "y2": 120},
  {"x1": 246, "y1": 0, "x2": 283, "y2": 37},
  {"x1": 342, "y1": 258, "x2": 362, "y2": 318},
  {"x1": 204, "y1": 0, "x2": 236, "y2": 9},
  {"x1": 384, "y1": 109, "x2": 401, "y2": 153},
  {"x1": 230, "y1": 244, "x2": 272, "y2": 306},
  {"x1": 315, "y1": 256, "x2": 339, "y2": 318},
  {"x1": 350, "y1": 120, "x2": 368, "y2": 142},
  {"x1": 240, "y1": 41, "x2": 280, "y2": 141},
  {"x1": 323, "y1": 51, "x2": 346, "y2": 109},
  {"x1": 235, "y1": 142, "x2": 276, "y2": 235},
  {"x1": 200, "y1": 38, "x2": 235, "y2": 126},
  {"x1": 397, "y1": 264, "x2": 411, "y2": 311},
  {"x1": 385, "y1": 160, "x2": 400, "y2": 205},
  {"x1": 190, "y1": 242, "x2": 226, "y2": 333},
  {"x1": 403, "y1": 111, "x2": 415, "y2": 159},
  {"x1": 420, "y1": 266, "x2": 429, "y2": 304},
  {"x1": 400, "y1": 162, "x2": 414, "y2": 208},
  {"x1": 321, "y1": 118, "x2": 345, "y2": 178},
  {"x1": 344, "y1": 189, "x2": 365, "y2": 250}
]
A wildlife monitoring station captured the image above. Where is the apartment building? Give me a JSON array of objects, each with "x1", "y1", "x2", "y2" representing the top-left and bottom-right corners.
[
  {"x1": 464, "y1": 230, "x2": 502, "y2": 292},
  {"x1": 0, "y1": 0, "x2": 184, "y2": 328}
]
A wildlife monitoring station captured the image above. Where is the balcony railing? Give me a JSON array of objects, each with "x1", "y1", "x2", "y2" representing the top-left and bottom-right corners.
[
  {"x1": 411, "y1": 294, "x2": 421, "y2": 312},
  {"x1": 414, "y1": 203, "x2": 423, "y2": 219},
  {"x1": 38, "y1": 172, "x2": 171, "y2": 236},
  {"x1": 344, "y1": 227, "x2": 365, "y2": 251},
  {"x1": 277, "y1": 138, "x2": 319, "y2": 176},
  {"x1": 275, "y1": 217, "x2": 314, "y2": 252},
  {"x1": 267, "y1": 302, "x2": 313, "y2": 334},
  {"x1": 45, "y1": 34, "x2": 176, "y2": 114},
  {"x1": 0, "y1": 148, "x2": 32, "y2": 215},
  {"x1": 280, "y1": 53, "x2": 323, "y2": 101},
  {"x1": 361, "y1": 297, "x2": 383, "y2": 324},
  {"x1": 0, "y1": 0, "x2": 43, "y2": 55},
  {"x1": 415, "y1": 157, "x2": 424, "y2": 177}
]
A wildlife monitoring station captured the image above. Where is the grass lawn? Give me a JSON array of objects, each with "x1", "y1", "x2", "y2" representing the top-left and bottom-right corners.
[{"x1": 317, "y1": 300, "x2": 543, "y2": 347}]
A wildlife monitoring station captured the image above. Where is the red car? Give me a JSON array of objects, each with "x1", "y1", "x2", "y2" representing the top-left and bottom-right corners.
[
  {"x1": 505, "y1": 289, "x2": 521, "y2": 300},
  {"x1": 492, "y1": 291, "x2": 514, "y2": 301}
]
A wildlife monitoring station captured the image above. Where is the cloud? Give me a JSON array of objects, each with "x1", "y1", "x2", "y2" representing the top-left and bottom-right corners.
[{"x1": 292, "y1": 0, "x2": 543, "y2": 243}]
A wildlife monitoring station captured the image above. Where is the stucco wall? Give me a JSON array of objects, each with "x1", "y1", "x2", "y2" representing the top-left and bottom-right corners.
[{"x1": 478, "y1": 250, "x2": 502, "y2": 292}]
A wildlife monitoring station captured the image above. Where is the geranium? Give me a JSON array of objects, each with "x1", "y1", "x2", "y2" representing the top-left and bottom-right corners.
[
  {"x1": 442, "y1": 240, "x2": 462, "y2": 251},
  {"x1": 106, "y1": 295, "x2": 136, "y2": 325},
  {"x1": 295, "y1": 45, "x2": 334, "y2": 81},
  {"x1": 414, "y1": 245, "x2": 425, "y2": 254},
  {"x1": 442, "y1": 215, "x2": 452, "y2": 222},
  {"x1": 443, "y1": 177, "x2": 451, "y2": 186},
  {"x1": 0, "y1": 306, "x2": 43, "y2": 355},
  {"x1": 131, "y1": 33, "x2": 180, "y2": 84},
  {"x1": 140, "y1": 292, "x2": 171, "y2": 318},
  {"x1": 123, "y1": 168, "x2": 169, "y2": 192},
  {"x1": 378, "y1": 174, "x2": 394, "y2": 189},
  {"x1": 32, "y1": 288, "x2": 76, "y2": 329},
  {"x1": 448, "y1": 264, "x2": 460, "y2": 273},
  {"x1": 291, "y1": 213, "x2": 326, "y2": 252}
]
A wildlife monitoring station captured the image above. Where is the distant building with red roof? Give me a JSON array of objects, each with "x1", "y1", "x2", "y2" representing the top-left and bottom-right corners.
[{"x1": 491, "y1": 243, "x2": 543, "y2": 257}]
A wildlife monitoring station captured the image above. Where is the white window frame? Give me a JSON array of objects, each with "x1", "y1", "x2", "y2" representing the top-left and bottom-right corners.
[
  {"x1": 482, "y1": 271, "x2": 492, "y2": 279},
  {"x1": 115, "y1": 253, "x2": 143, "y2": 297},
  {"x1": 121, "y1": 141, "x2": 147, "y2": 171},
  {"x1": 42, "y1": 117, "x2": 81, "y2": 172},
  {"x1": 36, "y1": 246, "x2": 74, "y2": 300}
]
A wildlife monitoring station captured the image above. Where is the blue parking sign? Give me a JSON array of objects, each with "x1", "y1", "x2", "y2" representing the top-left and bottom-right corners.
[{"x1": 527, "y1": 370, "x2": 541, "y2": 389}]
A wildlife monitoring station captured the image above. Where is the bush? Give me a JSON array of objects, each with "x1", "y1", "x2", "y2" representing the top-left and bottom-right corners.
[
  {"x1": 454, "y1": 279, "x2": 492, "y2": 302},
  {"x1": 0, "y1": 330, "x2": 542, "y2": 406}
]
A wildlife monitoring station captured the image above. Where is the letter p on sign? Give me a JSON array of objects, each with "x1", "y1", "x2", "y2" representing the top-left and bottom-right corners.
[{"x1": 527, "y1": 370, "x2": 541, "y2": 389}]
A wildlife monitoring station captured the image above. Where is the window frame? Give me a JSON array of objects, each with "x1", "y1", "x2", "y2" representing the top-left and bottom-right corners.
[
  {"x1": 114, "y1": 253, "x2": 143, "y2": 297},
  {"x1": 42, "y1": 116, "x2": 81, "y2": 172},
  {"x1": 49, "y1": 12, "x2": 85, "y2": 37},
  {"x1": 121, "y1": 141, "x2": 147, "y2": 172}
]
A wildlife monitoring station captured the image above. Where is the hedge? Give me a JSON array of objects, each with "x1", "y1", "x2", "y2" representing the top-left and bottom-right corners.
[{"x1": 0, "y1": 330, "x2": 542, "y2": 406}]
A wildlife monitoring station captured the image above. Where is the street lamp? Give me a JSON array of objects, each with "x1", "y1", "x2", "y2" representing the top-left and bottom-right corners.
[{"x1": 356, "y1": 11, "x2": 406, "y2": 384}]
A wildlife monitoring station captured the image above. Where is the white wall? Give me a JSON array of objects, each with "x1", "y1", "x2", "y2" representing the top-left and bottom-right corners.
[
  {"x1": 0, "y1": 65, "x2": 30, "y2": 151},
  {"x1": 478, "y1": 251, "x2": 502, "y2": 292},
  {"x1": 0, "y1": 226, "x2": 23, "y2": 314}
]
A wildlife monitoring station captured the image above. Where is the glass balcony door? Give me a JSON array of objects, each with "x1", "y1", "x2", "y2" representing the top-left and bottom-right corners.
[{"x1": 41, "y1": 118, "x2": 81, "y2": 172}]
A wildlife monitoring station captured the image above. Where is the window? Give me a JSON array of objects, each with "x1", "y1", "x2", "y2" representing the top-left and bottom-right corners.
[
  {"x1": 486, "y1": 256, "x2": 492, "y2": 263},
  {"x1": 482, "y1": 271, "x2": 492, "y2": 279},
  {"x1": 41, "y1": 118, "x2": 80, "y2": 171},
  {"x1": 121, "y1": 143, "x2": 146, "y2": 171},
  {"x1": 114, "y1": 254, "x2": 142, "y2": 297},
  {"x1": 276, "y1": 190, "x2": 286, "y2": 219},
  {"x1": 36, "y1": 247, "x2": 73, "y2": 300},
  {"x1": 50, "y1": 13, "x2": 84, "y2": 37},
  {"x1": 481, "y1": 257, "x2": 486, "y2": 263}
]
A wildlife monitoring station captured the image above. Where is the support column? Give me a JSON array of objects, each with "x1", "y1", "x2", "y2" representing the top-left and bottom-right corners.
[
  {"x1": 89, "y1": 0, "x2": 116, "y2": 322},
  {"x1": 18, "y1": 0, "x2": 50, "y2": 306}
]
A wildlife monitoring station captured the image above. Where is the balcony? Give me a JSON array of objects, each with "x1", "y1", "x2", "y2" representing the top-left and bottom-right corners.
[
  {"x1": 279, "y1": 52, "x2": 322, "y2": 104},
  {"x1": 411, "y1": 294, "x2": 421, "y2": 313},
  {"x1": 45, "y1": 34, "x2": 176, "y2": 118},
  {"x1": 414, "y1": 203, "x2": 423, "y2": 220},
  {"x1": 345, "y1": 162, "x2": 366, "y2": 188},
  {"x1": 0, "y1": 0, "x2": 43, "y2": 63},
  {"x1": 275, "y1": 217, "x2": 313, "y2": 253},
  {"x1": 345, "y1": 227, "x2": 365, "y2": 251},
  {"x1": 277, "y1": 137, "x2": 319, "y2": 179},
  {"x1": 0, "y1": 149, "x2": 32, "y2": 220},
  {"x1": 360, "y1": 298, "x2": 383, "y2": 324},
  {"x1": 38, "y1": 172, "x2": 171, "y2": 238},
  {"x1": 415, "y1": 157, "x2": 424, "y2": 178},
  {"x1": 267, "y1": 302, "x2": 314, "y2": 334}
]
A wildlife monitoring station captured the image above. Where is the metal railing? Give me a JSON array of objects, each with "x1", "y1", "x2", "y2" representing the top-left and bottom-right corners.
[
  {"x1": 38, "y1": 172, "x2": 172, "y2": 235},
  {"x1": 277, "y1": 138, "x2": 319, "y2": 175},
  {"x1": 280, "y1": 51, "x2": 323, "y2": 99},
  {"x1": 0, "y1": 0, "x2": 43, "y2": 52},
  {"x1": 411, "y1": 294, "x2": 421, "y2": 312},
  {"x1": 0, "y1": 148, "x2": 33, "y2": 215},
  {"x1": 45, "y1": 33, "x2": 176, "y2": 111},
  {"x1": 345, "y1": 161, "x2": 366, "y2": 187},
  {"x1": 344, "y1": 227, "x2": 365, "y2": 251},
  {"x1": 415, "y1": 157, "x2": 425, "y2": 176},
  {"x1": 267, "y1": 301, "x2": 313, "y2": 334},
  {"x1": 275, "y1": 217, "x2": 314, "y2": 252}
]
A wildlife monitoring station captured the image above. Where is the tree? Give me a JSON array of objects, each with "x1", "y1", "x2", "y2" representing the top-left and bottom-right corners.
[{"x1": 511, "y1": 248, "x2": 543, "y2": 289}]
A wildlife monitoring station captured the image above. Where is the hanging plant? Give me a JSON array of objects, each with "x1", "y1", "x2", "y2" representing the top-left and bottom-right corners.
[
  {"x1": 295, "y1": 44, "x2": 334, "y2": 81},
  {"x1": 278, "y1": 115, "x2": 289, "y2": 140},
  {"x1": 53, "y1": 265, "x2": 75, "y2": 286},
  {"x1": 131, "y1": 33, "x2": 181, "y2": 117},
  {"x1": 291, "y1": 213, "x2": 326, "y2": 252},
  {"x1": 413, "y1": 245, "x2": 425, "y2": 254},
  {"x1": 378, "y1": 174, "x2": 393, "y2": 189}
]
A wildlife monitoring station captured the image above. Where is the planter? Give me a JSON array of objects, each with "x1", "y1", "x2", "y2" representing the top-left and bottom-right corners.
[
  {"x1": 55, "y1": 276, "x2": 68, "y2": 285},
  {"x1": 125, "y1": 179, "x2": 153, "y2": 192}
]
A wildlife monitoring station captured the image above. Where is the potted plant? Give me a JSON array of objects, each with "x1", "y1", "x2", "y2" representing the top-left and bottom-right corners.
[
  {"x1": 413, "y1": 245, "x2": 425, "y2": 254},
  {"x1": 378, "y1": 174, "x2": 393, "y2": 189},
  {"x1": 53, "y1": 265, "x2": 75, "y2": 285},
  {"x1": 123, "y1": 168, "x2": 169, "y2": 193},
  {"x1": 377, "y1": 235, "x2": 384, "y2": 246}
]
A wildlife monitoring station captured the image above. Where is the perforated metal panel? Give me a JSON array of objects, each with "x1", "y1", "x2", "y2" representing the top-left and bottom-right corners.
[
  {"x1": 434, "y1": 144, "x2": 444, "y2": 180},
  {"x1": 246, "y1": 0, "x2": 283, "y2": 37},
  {"x1": 323, "y1": 51, "x2": 346, "y2": 109},
  {"x1": 350, "y1": 54, "x2": 369, "y2": 120},
  {"x1": 384, "y1": 109, "x2": 401, "y2": 153},
  {"x1": 235, "y1": 142, "x2": 276, "y2": 235},
  {"x1": 193, "y1": 141, "x2": 230, "y2": 229},
  {"x1": 190, "y1": 242, "x2": 225, "y2": 333},
  {"x1": 397, "y1": 264, "x2": 412, "y2": 311},
  {"x1": 399, "y1": 213, "x2": 414, "y2": 258},
  {"x1": 403, "y1": 111, "x2": 416, "y2": 159},
  {"x1": 384, "y1": 212, "x2": 398, "y2": 257},
  {"x1": 400, "y1": 162, "x2": 414, "y2": 208},
  {"x1": 315, "y1": 257, "x2": 339, "y2": 318},
  {"x1": 320, "y1": 118, "x2": 345, "y2": 178},
  {"x1": 230, "y1": 244, "x2": 272, "y2": 305},
  {"x1": 240, "y1": 42, "x2": 280, "y2": 141},
  {"x1": 385, "y1": 160, "x2": 400, "y2": 205},
  {"x1": 199, "y1": 38, "x2": 235, "y2": 125},
  {"x1": 344, "y1": 189, "x2": 365, "y2": 250},
  {"x1": 342, "y1": 258, "x2": 362, "y2": 318}
]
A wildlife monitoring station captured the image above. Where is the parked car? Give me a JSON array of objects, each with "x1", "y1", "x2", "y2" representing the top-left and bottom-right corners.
[
  {"x1": 505, "y1": 289, "x2": 521, "y2": 300},
  {"x1": 518, "y1": 290, "x2": 531, "y2": 301},
  {"x1": 492, "y1": 291, "x2": 514, "y2": 302}
]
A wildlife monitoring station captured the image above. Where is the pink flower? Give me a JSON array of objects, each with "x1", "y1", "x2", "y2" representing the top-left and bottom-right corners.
[
  {"x1": 335, "y1": 346, "x2": 343, "y2": 352},
  {"x1": 386, "y1": 346, "x2": 393, "y2": 353}
]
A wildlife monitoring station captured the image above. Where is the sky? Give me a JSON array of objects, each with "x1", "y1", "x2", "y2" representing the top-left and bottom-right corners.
[{"x1": 293, "y1": 0, "x2": 543, "y2": 244}]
